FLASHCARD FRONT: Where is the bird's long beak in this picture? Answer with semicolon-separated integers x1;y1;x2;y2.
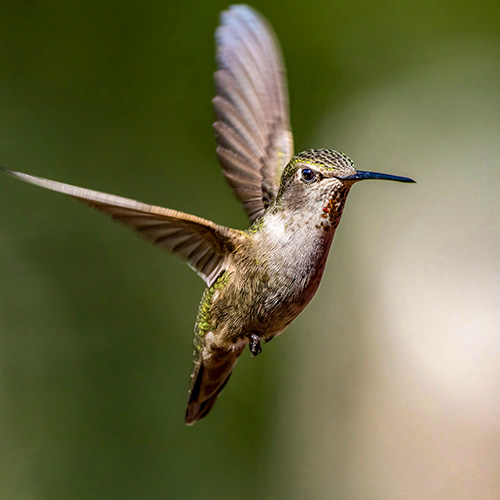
342;171;416;183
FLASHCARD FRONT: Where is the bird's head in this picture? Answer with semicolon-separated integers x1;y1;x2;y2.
275;149;415;231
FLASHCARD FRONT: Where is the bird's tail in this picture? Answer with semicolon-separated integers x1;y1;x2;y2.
185;346;243;425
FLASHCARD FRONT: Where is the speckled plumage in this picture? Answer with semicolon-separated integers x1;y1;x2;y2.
3;5;415;425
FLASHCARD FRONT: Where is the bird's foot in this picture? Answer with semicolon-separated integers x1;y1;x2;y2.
264;335;274;343
248;334;262;357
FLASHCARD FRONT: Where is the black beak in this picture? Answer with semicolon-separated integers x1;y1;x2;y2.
343;171;416;183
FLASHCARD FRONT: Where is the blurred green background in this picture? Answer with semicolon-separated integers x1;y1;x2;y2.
1;1;500;499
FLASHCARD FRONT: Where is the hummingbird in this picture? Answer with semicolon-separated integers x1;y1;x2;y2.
2;5;415;424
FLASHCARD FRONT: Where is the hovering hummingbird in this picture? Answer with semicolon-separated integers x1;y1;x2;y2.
3;5;415;424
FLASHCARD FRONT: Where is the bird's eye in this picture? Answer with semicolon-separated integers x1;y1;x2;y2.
300;167;316;183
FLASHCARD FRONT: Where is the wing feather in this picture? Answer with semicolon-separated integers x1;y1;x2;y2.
214;5;294;222
3;168;244;286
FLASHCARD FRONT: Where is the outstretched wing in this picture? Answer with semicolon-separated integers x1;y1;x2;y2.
214;5;294;223
3;168;243;286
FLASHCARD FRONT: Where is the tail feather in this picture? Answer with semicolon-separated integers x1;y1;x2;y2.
185;346;243;425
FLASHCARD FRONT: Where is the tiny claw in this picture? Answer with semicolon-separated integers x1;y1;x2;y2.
249;333;262;357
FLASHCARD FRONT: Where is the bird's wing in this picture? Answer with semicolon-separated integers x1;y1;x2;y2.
3;168;243;287
214;5;294;223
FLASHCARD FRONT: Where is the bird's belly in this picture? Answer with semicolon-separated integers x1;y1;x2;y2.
240;268;325;340
257;286;316;338
214;238;332;345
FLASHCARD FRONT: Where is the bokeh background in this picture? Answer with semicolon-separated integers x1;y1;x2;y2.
1;1;500;499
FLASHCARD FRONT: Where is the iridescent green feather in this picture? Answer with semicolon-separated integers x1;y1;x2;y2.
194;271;230;352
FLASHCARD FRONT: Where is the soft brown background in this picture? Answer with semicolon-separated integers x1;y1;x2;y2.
1;1;499;499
